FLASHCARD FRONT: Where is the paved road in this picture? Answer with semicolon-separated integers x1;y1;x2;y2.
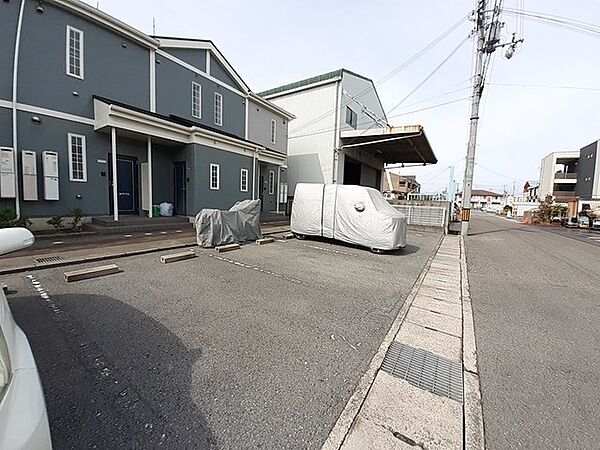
2;231;438;449
466;212;600;450
538;224;600;248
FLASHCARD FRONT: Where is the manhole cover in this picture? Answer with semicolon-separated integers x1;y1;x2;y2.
381;342;463;402
33;255;64;264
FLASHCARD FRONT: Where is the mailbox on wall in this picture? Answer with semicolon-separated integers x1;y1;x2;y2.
22;150;38;201
0;148;16;199
42;151;59;201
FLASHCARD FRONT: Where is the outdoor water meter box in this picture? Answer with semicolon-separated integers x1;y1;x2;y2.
42;151;59;201
22;150;38;201
0;147;16;199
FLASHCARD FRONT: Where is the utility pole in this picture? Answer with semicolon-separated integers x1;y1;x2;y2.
461;0;486;236
460;0;522;236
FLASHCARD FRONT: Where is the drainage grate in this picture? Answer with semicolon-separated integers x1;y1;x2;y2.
381;342;463;402
33;255;64;264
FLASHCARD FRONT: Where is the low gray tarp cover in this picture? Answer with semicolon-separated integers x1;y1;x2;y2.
291;183;407;250
195;199;262;247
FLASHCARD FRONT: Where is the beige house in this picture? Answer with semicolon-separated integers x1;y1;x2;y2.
383;171;421;200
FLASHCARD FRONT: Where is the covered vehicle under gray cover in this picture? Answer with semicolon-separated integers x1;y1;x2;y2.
291;183;407;250
195;199;262;247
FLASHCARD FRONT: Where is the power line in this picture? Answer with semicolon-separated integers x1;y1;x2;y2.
488;82;600;92
386;36;470;115
287;14;469;137
502;8;600;38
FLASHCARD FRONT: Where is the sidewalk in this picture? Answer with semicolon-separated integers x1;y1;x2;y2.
0;224;290;275
323;235;484;450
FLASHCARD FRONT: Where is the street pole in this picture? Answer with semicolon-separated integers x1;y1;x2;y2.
461;0;486;236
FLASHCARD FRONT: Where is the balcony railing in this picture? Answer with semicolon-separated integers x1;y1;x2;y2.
554;172;578;179
552;190;577;199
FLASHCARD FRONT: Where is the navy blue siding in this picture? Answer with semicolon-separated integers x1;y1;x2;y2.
155;57;246;139
165;48;207;71
17;1;150;117
0;1;20;101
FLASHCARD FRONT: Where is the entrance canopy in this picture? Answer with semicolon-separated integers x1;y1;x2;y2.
340;125;437;165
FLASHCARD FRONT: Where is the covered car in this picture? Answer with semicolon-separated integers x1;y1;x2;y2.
195;199;262;247
291;183;407;251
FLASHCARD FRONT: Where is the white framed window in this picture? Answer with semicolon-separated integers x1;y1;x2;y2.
68;133;87;182
66;25;84;79
240;168;248;192
210;163;220;190
270;119;277;144
268;170;275;195
191;82;202;119
214;92;223;126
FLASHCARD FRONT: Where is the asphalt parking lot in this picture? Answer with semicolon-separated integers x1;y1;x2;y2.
3;231;440;449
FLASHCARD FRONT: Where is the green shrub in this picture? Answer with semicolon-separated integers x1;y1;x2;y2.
47;216;64;230
0;209;31;229
69;207;85;230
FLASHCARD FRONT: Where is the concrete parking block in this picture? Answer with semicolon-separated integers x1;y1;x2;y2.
64;264;120;282
215;243;240;253
343;371;462;450
394;322;462;362
412;295;462;318
256;237;275;245
159;251;197;264
405;307;462;337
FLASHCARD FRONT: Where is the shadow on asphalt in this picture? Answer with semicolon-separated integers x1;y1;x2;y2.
468;227;536;236
8;293;216;449
293;235;424;256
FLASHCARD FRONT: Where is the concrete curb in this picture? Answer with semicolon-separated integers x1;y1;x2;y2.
321;233;444;450
460;236;486;450
0;227;291;275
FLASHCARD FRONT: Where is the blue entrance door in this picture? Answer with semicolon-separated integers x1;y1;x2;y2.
116;158;136;214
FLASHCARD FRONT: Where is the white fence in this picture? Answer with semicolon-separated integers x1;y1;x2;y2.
393;205;448;229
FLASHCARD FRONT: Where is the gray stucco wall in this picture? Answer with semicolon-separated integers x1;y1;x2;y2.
190;144;254;212
0;1;19;102
155;58;246;139
17;1;150;118
339;71;387;133
165;48;207;72
210;58;243;91
576;141;597;200
247;100;288;155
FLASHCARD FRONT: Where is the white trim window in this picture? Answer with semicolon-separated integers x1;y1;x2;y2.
191;82;202;119
66;25;84;79
210;163;220;190
268;170;275;195
68;133;87;182
240;168;248;192
270;119;277;144
214;92;223;126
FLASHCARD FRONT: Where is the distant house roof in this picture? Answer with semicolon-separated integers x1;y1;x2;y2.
257;68;374;98
457;189;502;197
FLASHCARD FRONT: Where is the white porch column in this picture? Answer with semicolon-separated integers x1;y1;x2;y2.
276;167;281;214
252;152;257;200
147;136;153;218
111;127;119;221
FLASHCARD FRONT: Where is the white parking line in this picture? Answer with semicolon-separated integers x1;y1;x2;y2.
124;234;132;238
52;241;63;245
144;232;153;236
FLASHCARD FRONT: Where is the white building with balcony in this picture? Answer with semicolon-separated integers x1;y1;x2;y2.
539;151;580;202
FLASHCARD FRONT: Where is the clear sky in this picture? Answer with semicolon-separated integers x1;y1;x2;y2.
85;0;600;195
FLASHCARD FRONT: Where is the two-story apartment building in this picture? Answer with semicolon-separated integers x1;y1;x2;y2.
382;172;421;200
1;0;294;225
258;69;436;198
576;139;600;204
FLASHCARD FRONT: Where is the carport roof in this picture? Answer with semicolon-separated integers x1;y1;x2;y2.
340;125;437;164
